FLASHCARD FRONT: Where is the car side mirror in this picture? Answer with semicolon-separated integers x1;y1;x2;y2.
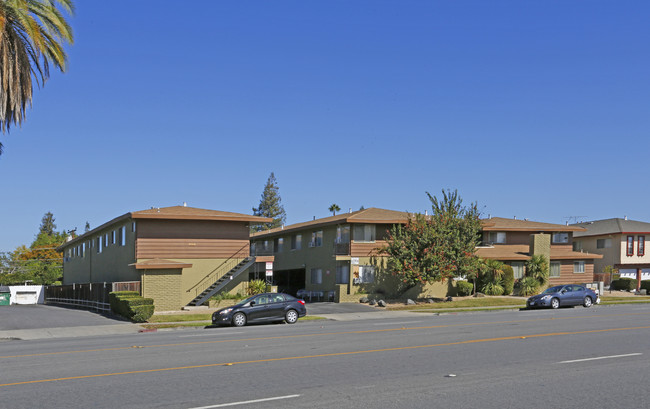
249;301;255;306
561;290;566;294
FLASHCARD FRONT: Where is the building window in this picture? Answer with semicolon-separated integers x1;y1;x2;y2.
573;261;585;273
596;238;612;249
336;225;350;244
132;221;136;232
488;232;506;244
120;227;126;246
353;224;376;242
552;232;569;244
358;266;375;283
111;230;116;244
310;231;323;247
639;236;645;257
82;242;85;258
627;236;634;256
310;268;322;284
274;238;283;253
550;262;561;278
511;262;524;279
291;234;302;250
573;241;582;251
104;234;109;247
336;263;350;284
97;237;102;253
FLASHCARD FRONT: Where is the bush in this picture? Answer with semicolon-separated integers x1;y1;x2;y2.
501;265;515;295
640;280;650;293
482;280;504;296
109;292;155;322
456;281;474;296
515;277;540;296
247;279;267;295
611;278;638;291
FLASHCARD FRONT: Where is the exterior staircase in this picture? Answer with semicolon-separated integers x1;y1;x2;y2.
186;257;256;307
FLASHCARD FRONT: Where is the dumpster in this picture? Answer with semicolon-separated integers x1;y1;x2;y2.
0;286;10;305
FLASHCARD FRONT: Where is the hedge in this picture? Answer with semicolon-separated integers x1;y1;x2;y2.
501;265;515;295
456;280;474;296
611;278;638;291
640;280;650;293
109;292;155;322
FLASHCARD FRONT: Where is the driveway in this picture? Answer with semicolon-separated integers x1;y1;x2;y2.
0;304;126;331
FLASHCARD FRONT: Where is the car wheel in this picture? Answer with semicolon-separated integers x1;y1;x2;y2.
551;298;560;309
583;296;593;308
285;309;299;324
232;312;247;327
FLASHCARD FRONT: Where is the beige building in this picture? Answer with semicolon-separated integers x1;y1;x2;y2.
476;217;602;285
573;218;650;289
251;208;456;302
58;205;272;311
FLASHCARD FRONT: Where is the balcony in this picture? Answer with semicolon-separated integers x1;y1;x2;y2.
334;241;350;256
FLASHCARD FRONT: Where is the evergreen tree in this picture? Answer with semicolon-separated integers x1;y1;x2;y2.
39;212;57;236
84;221;90;232
252;172;287;231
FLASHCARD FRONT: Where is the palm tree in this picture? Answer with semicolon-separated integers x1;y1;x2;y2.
0;0;74;154
328;203;341;216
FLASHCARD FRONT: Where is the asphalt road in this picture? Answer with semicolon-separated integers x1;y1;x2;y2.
1;304;649;408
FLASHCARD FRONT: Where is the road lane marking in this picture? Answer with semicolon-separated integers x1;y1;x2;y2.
3;311;650;360
188;394;300;408
372;321;423;326
178;332;244;338
2;325;650;388
558;353;643;364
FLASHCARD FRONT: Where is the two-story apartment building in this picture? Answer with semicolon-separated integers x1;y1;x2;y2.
573;218;650;289
251;207;456;302
58;205;272;311
476;217;602;285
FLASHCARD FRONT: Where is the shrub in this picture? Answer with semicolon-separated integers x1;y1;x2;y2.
109;292;155;322
501;265;515;295
515;277;540;296
247;279;267;295
611;278;638;291
456;280;474;296
526;255;549;286
640;280;650;293
482;280;504;296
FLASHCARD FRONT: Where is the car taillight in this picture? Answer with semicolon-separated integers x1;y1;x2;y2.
297;300;305;305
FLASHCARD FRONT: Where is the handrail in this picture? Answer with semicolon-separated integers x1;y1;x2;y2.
188;242;250;295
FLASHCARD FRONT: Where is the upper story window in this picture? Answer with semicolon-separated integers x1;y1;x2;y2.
119;227;126;246
596;238;612;249
573;241;582;251
97;237;103;254
353;224;376;242
291;234;302;250
627;236;634;256
310;231;323;247
552;232;569;244
274;238;283;253
488;232;506;244
111;230;116;244
638;236;645;257
132;221;136;232
336;225;350;244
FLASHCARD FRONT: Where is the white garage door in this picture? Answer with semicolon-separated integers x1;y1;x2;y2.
15;291;38;304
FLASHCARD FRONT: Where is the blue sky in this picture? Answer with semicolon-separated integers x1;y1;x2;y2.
1;1;648;252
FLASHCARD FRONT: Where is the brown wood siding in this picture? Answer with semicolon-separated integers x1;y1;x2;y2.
548;260;595;285
136;238;249;259
137;220;249;240
351;240;388;257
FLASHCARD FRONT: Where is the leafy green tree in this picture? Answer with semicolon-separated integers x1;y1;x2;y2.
328;204;341;216
252;172;287;231
0;0;74;154
382;190;482;287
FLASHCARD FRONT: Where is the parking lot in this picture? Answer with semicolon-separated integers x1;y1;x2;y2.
0;304;126;331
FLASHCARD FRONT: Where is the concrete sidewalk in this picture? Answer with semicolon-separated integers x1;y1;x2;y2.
0;323;144;341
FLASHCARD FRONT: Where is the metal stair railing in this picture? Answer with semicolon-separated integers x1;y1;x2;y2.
188;257;256;306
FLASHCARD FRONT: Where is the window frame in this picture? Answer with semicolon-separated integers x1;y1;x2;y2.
638;236;645;257
550;261;561;278
627;236;634;256
573;260;585;274
552;232;569;244
488;231;506;244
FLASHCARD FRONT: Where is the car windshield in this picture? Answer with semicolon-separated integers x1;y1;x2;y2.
542;286;564;294
241;295;260;305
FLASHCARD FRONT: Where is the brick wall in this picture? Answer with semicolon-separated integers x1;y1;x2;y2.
142;269;182;311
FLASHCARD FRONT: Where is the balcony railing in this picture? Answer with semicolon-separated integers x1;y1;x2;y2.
334;241;350;256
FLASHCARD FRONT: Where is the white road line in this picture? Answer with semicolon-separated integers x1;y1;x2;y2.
558;353;642;364
189;394;300;408
178;332;244;338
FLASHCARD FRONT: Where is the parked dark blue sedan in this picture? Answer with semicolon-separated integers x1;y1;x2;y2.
212;293;307;327
527;285;599;309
